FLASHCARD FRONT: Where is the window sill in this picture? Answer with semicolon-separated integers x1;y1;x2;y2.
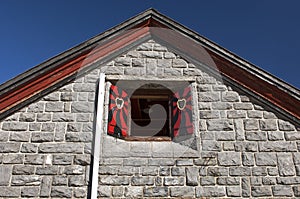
124;136;171;142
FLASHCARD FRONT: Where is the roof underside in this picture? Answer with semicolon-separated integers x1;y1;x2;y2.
0;9;299;124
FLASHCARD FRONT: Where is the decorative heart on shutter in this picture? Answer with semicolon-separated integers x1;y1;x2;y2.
177;98;186;110
116;97;124;109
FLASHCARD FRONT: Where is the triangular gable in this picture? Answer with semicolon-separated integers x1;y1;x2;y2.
0;9;299;124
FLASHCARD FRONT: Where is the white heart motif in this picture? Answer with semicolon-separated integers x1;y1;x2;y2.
177;98;186;110
116;97;124;109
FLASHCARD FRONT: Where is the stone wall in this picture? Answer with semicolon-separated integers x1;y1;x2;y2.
0;40;300;198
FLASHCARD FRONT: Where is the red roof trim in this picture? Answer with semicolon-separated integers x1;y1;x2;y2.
0;26;150;113
0;9;299;122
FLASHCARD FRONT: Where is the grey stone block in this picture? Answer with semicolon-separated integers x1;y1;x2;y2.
65;132;92;142
198;92;220;102
251;186;272;197
69;175;85;187
242;152;254;166
242;177;250;197
112;187;123;197
216;131;235;141
170;187;194;197
45;102;63;112
2;122;28;131
255;152;277;166
64;165;84;175
31;132;54;142
229;167;251;176
52;113;74;122
226;186;241;197
171;167;185;176
268;131;284;141
186;167;198;186
21;143;37;153
144;187;168;197
272;185;293;196
19;113;36;122
0;142;21;153
285;132;300;141
71;102;94;113
234;102;253;110
11;175;41;186
51;186;72;198
0;166;12;186
25;154;44;165
73;188;86;198
99;175;129;185
227;110;246;118
222;91;239;102
293;186;300;197
259;119;277;131
196;186;225;197
140;167;158;176
267;167;279;176
52;176;68;186
27;102;44;113
159;167;170;176
245;131;267;141
277;153;296;176
259;141;297;152
29;123;41;131
41;123;55;132
252;167;267;176
117;166;138;176
176;159;193;166
39;143;83;153
74;154;90;166
0;187;20;197
200;110;220;119
202;141;221;151
218;152;241;166
164;51;176;59
67;123;81;132
194;158;217;166
207;119;233;131
247;110;263;118
245;119;259;131
124;187;142;197
200;177;215;186
36;166;58;175
212;102;232;110
53;154;73;165
262;177;276;185
3;154;24;164
13;165;34;175
163;177;184;186
277;177;300;185
278;120;295;131
216;177;239;185
0;132;9;142
21;187;39;197
207;167;228;176
250;176;262;186
123;158;147;166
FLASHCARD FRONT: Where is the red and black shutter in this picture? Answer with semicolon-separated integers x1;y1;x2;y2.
107;84;129;139
171;86;194;141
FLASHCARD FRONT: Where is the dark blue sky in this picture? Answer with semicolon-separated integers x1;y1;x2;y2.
0;0;299;88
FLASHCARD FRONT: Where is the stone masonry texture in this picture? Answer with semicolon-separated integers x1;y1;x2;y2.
0;40;300;198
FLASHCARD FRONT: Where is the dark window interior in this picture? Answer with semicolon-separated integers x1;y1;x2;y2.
130;87;173;137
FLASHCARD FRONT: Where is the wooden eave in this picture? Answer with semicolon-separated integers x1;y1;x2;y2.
0;9;299;123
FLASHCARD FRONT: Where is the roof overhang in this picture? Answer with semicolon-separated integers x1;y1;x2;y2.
0;9;299;124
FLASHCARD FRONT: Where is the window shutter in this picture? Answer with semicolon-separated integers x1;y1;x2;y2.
171;86;194;141
107;84;129;139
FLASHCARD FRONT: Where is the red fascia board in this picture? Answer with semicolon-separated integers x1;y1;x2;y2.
0;26;150;114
